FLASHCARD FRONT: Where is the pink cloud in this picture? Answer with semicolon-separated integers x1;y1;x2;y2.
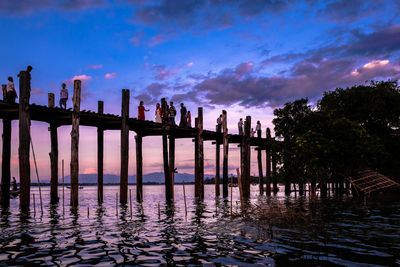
105;73;119;79
187;62;194;67
148;34;165;47
72;74;92;82
152;64;181;80
32;88;46;95
88;64;103;69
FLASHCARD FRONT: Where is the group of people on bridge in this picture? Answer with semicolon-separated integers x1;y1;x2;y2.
138;99;192;127
237;118;262;137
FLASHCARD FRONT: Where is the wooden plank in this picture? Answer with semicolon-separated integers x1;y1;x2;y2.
195;107;204;200
97;101;104;203
120;89;129;204
18;70;31;211
70;80;81;206
136;135;143;202
1;119;11;207
215;125;221;197
168;135;175;201
163;133;171;201
222;110;229;198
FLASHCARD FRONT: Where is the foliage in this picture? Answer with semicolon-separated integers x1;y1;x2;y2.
272;81;400;184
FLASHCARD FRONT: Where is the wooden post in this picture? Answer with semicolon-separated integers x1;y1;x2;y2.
48;94;58;204
1;84;6;100
70;80;81;206
18;70;31;211
97;101;104;203
162;134;171;201
1;119;11;207
266;128;271;196
120;89;129;204
257;147;263;195
168;136;175;201
272;150;278;195
136;135;143;202
240;116;251;199
222;110;229;198
62;159;65;215
48;93;55;108
195;107;204;200
215;125;221;196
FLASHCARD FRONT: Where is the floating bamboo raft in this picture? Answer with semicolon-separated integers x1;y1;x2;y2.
346;169;400;195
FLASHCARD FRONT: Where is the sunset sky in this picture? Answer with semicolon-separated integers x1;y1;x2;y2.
1;0;400;181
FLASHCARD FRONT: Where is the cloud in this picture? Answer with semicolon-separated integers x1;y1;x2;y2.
83;167;96;174
104;73;119;79
152;64;181;80
88;64;103;69
0;0;108;14
72;74;92;81
159;57;400;108
32;88;46;95
187;62;194;67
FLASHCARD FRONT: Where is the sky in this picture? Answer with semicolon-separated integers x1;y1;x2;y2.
0;0;400;181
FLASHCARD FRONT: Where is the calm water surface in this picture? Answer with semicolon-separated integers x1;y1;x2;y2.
0;185;399;266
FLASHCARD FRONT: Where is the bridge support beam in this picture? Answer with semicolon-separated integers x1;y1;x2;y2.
215;125;221;197
19;70;31;212
194;107;204;200
1;119;11;207
240;116;251;199
120;89;129;204
222;110;229;198
163;133;171;202
48;93;59;204
97;101;104;203
136;134;143;202
265;128;271;196
70;80;81;206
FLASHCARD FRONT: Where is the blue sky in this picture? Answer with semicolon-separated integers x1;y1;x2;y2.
1;0;400;179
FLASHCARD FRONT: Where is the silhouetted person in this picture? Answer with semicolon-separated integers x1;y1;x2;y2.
179;103;187;127
169;101;176;125
6;77;17;103
217;114;222;131
59;83;68;109
250;128;255;137
238;118;243;135
138;101;149;120
155;103;162;123
187;111;192;128
12;177;17;191
161;98;169;125
256;120;261;138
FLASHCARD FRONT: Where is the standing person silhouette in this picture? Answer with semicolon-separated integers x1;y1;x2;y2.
179;103;187;127
238;118;243;135
138;101;149;120
6;77;17;103
59;83;68;109
155;103;162;123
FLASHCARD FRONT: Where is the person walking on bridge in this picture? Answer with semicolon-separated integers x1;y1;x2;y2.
59;83;68;109
169;101;177;125
238;118;243;135
138;101;150;120
256;120;262;138
6;77;17;103
179;103;187;127
217;115;222;131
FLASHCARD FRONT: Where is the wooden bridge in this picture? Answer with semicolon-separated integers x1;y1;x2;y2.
0;70;279;210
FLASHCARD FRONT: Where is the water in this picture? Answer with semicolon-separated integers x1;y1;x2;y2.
0;185;399;266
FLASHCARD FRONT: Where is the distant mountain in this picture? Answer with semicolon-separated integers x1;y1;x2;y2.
60;172;213;184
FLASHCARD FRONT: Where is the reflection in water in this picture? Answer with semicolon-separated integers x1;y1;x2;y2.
0;185;398;266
